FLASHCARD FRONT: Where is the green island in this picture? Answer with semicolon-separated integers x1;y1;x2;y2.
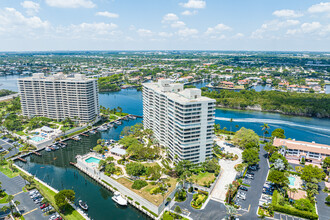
202;89;330;118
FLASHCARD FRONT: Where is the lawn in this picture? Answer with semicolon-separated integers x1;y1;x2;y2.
0;193;9;203
191;172;216;186
0;163;19;178
16;131;27;136
116;177;177;206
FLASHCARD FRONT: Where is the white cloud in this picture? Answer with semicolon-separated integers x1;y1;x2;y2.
0;7;49;35
171;21;186;28
181;0;206;9
308;2;330;14
137;28;153;37
21;1;40;16
162;13;179;22
158;32;173;37
45;0;95;8
205;23;232;35
301;22;322;33
181;10;197;16
233;33;244;39
273;9;303;18
69;22;117;34
251;19;300;39
96;11;119;18
177;28;198;37
286;22;323;36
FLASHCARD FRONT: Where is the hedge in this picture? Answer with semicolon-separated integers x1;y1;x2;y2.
101;180;118;191
127;197;133;201
142;206;158;217
272;190;318;220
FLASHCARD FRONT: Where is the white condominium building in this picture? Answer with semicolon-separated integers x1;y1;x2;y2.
143;79;216;163
18;73;100;123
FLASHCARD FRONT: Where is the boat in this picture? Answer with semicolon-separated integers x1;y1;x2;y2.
89;130;97;134
78;200;88;211
112;192;127;206
108;123;114;128
109;139;116;144
115;121;122;125
97;126;107;131
45;147;52;152
74;136;81;141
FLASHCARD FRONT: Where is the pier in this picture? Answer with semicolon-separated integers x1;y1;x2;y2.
32;151;41;156
17;157;27;162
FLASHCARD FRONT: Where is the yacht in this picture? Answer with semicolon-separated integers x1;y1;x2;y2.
45;147;52;152
78;200;88;211
112;192;127;206
97;126;107;131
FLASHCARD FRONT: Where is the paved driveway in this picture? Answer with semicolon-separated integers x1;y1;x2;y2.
316;182;330;220
211;139;243;202
170;192;237;219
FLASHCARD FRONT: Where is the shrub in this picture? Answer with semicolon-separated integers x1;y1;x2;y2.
188;186;193;193
175;189;187;202
174;206;182;214
142;206;158;217
135;201;140;205
132;180;148;190
127;197;133;201
150;186;161;195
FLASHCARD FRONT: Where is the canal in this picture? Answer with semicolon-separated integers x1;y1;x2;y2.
2;75;330;219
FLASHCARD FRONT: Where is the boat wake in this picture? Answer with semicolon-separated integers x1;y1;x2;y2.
215;117;330;134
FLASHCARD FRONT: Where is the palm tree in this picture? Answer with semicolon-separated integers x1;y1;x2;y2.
225;205;237;220
288;187;298;199
261;123;270;140
225;184;234;203
229;118;233;133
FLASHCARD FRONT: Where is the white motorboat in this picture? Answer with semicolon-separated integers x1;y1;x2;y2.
79;200;88;211
112;192;127;206
45;147;52;152
97;126;107;131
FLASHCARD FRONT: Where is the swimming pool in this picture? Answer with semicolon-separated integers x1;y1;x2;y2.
31;136;45;142
289;176;296;186
85;157;101;164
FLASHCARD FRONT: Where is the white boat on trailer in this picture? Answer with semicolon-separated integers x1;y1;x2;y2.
112;192;127;206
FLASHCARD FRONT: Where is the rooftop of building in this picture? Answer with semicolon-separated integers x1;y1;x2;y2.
143;79;215;104
273;138;330;155
18;73;96;82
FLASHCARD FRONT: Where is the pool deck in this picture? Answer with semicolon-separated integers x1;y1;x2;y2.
288;175;302;189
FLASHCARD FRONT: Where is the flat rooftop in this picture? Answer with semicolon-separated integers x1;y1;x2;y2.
18;73;96;83
143;80;215;104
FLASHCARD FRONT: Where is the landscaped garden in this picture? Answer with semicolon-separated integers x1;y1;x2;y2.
191;190;209;209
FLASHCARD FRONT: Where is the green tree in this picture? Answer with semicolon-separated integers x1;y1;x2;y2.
263;143;277;157
232;127;259;149
126;162;146;177
293;198;314;212
271;128;286;139
301;165;326;183
174;205;182;214
261;123;270;140
242;148;259;166
322;156;330;170
54;189;75;213
268;170;289;187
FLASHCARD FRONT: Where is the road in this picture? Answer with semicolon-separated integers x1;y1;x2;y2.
0;93;19;102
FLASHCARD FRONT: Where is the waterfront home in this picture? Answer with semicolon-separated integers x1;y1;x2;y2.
274;138;330;165
220;81;234;88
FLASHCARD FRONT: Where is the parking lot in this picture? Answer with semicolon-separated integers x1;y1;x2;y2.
0;138;20;158
273;212;306;220
235;145;270;219
0;172;53;220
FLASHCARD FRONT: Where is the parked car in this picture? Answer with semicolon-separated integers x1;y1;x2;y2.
239;186;248;191
40;203;49;209
245;174;254;180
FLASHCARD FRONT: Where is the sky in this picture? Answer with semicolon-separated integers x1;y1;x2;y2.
0;0;329;51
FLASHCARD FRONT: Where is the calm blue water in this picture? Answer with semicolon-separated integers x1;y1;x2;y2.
251;85;273;91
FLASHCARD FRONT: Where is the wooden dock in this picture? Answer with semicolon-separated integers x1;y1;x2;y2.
81;133;89;137
32;151;41;156
17;157;27;162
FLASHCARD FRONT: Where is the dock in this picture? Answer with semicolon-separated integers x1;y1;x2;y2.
32;151;41;156
17;157;27;163
81;133;89;137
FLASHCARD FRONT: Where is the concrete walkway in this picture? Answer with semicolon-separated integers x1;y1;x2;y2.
210;139;242;202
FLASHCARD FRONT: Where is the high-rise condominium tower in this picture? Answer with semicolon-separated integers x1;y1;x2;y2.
18;73;99;123
143;79;215;163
